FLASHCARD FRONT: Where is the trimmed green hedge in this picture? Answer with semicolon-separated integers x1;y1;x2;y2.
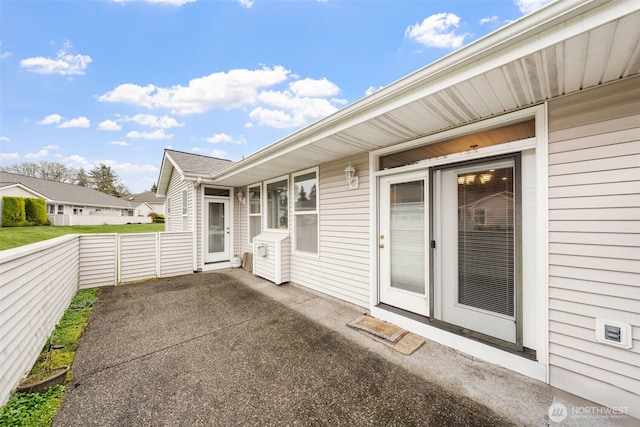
2;196;50;227
2;196;26;227
25;198;49;226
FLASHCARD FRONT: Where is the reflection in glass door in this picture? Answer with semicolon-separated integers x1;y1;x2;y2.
435;158;519;344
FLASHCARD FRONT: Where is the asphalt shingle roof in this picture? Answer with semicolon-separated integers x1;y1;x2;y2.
123;191;164;205
0;171;133;209
165;149;233;176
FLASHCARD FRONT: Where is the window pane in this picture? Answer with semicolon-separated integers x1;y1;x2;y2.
249;215;261;242
182;190;188;214
380;119;534;170
208;202;225;253
266;179;288;229
390;181;425;294
204;188;230;197
458;166;514;316
295;214;318;253
294;171;317;211
249;186;261;214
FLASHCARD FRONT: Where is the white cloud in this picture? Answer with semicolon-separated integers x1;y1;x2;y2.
58;116;90;128
111;140;131;146
405;13;468;49
0;136;10;142
20;41;92;76
0;152;19;160
365;86;383;96
98;119;122;131
39;114;63;125
99;160;158;174
44;144;59;150
126;113;183;128
238;0;253;8
206;133;247;145
206;133;233;144
98;65;291;114
289;77;339;97
1;51;11;60
480;16;498;25
251;89;341;128
25;149;50;159
515;0;554;14
63;154;93;170
126;129;173;140
249;107;292;129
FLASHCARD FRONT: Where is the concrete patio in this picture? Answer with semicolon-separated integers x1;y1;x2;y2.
53;269;636;426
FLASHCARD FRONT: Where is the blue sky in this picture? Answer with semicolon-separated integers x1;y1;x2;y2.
0;0;553;193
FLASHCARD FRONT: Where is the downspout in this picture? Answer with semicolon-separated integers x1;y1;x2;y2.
193;177;201;272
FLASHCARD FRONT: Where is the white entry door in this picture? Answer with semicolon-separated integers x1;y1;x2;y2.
205;199;230;263
378;172;429;316
434;158;518;343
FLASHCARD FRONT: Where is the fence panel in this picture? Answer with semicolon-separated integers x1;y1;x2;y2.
79;235;117;288
0;236;79;406
119;233;158;284
159;232;193;277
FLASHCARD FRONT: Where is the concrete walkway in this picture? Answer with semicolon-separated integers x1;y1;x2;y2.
54;270;635;426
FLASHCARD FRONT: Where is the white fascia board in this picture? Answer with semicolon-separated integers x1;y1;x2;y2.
156;152;184;197
212;0;637;183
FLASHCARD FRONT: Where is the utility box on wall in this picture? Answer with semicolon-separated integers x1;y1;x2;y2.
253;233;290;285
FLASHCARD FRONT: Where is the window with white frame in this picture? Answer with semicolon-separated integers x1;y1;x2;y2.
265;177;288;230
57;204;64;215
293;169;318;254
248;184;261;243
182;189;188;215
181;189;188;231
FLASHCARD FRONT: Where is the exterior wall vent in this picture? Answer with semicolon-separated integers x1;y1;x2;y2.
595;319;632;349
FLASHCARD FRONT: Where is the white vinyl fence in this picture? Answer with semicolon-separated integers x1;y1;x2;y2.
0;231;193;406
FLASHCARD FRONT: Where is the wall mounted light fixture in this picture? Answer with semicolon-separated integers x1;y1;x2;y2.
345;162;359;190
237;191;246;204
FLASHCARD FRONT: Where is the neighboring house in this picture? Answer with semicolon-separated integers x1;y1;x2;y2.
0;172;149;226
123;191;165;217
156;1;640;418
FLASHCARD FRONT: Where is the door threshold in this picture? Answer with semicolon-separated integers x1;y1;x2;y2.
375;303;536;361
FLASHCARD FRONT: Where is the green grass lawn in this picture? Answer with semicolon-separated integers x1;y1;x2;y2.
0;223;165;251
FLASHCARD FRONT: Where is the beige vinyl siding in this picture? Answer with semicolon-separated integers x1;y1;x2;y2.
290;154;370;307
0;236;79;406
79;234;117;288
165;168;192;232
119;233;157;283
547;76;640;414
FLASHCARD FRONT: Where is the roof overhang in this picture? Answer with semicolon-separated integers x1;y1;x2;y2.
210;0;640;187
0;183;50;200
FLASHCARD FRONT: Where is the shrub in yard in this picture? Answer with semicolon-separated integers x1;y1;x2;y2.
1;196;26;227
24;198;49;226
150;212;165;223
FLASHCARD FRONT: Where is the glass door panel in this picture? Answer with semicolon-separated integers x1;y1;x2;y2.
379;172;429;316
